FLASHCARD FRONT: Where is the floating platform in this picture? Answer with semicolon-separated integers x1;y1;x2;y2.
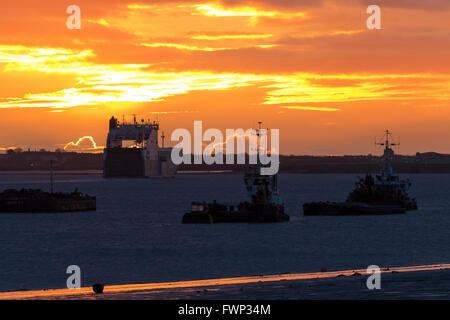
303;202;406;216
0;189;96;213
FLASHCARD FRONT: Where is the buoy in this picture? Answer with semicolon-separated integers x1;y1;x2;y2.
93;283;104;294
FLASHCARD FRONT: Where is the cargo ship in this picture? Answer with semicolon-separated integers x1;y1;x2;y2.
104;115;177;178
303;130;418;216
182;123;289;223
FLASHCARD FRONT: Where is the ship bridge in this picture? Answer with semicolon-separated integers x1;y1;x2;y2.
107;116;159;148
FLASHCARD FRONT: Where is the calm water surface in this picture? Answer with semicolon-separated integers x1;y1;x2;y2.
0;172;449;291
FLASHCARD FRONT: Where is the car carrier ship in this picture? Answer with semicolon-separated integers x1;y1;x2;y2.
103;115;177;178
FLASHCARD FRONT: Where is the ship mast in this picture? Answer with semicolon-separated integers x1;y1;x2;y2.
376;130;398;179
257;121;262;156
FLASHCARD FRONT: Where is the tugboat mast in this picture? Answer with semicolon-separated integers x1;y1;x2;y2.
375;130;399;183
378;130;398;149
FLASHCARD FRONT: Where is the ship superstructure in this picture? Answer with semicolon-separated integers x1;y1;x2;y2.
373;130;410;190
103;116;177;178
243;122;283;206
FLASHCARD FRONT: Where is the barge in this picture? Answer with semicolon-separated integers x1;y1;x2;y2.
0;188;96;213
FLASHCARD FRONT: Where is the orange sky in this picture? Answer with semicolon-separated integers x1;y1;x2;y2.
0;0;449;155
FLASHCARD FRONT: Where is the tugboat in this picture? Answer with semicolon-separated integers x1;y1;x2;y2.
182;123;289;223
0;160;96;213
303;130;418;216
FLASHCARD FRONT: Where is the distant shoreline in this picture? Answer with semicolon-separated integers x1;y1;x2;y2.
1;171;450;175
1;151;450;173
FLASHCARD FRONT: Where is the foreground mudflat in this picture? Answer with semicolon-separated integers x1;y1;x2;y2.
1;264;449;300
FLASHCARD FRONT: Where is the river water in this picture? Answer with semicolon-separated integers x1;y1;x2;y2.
0;172;449;291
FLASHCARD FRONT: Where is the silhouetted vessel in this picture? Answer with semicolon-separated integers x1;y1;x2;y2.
183;123;289;223
0;188;96;213
0;160;96;213
303;130;418;216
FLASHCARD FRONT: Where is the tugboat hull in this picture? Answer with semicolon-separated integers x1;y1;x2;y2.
303;202;406;216
183;204;289;223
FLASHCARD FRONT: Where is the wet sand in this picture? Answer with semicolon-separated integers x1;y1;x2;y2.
1;264;449;300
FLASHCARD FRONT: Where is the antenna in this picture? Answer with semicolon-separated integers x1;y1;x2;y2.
385;129;390;148
257;121;262;154
374;136;377;154
376;129;397;150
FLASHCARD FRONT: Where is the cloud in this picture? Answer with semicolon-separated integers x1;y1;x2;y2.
140;42;276;51
184;2;307;18
280;106;340;112
63;136;103;152
358;0;450;10
189;33;274;40
131;0;329;10
1;44;449;112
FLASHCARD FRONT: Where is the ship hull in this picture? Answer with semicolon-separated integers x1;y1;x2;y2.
303;202;406;216
103;148;144;178
103;147;177;178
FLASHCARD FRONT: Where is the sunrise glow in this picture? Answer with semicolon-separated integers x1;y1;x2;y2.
0;1;449;155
